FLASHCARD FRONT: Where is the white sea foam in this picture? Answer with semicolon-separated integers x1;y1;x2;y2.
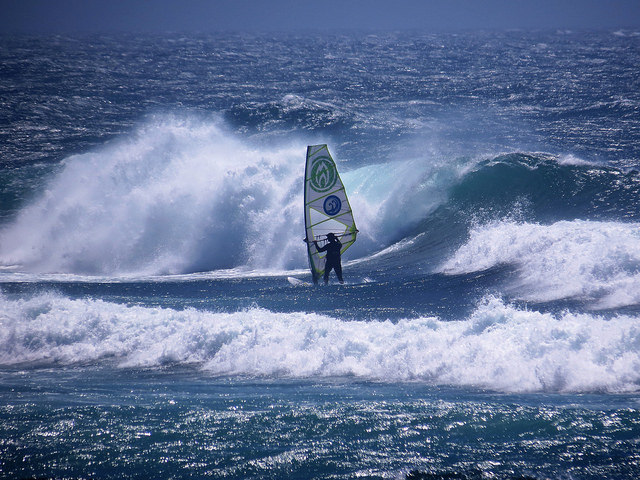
439;219;640;309
557;153;594;166
1;292;638;393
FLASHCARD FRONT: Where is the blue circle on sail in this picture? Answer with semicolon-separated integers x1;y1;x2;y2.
323;195;342;216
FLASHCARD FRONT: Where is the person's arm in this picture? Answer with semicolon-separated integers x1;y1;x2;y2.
314;241;327;252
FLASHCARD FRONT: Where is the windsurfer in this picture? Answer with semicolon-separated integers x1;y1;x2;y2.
314;233;343;284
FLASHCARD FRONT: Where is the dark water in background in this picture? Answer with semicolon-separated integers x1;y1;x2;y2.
1;30;640;479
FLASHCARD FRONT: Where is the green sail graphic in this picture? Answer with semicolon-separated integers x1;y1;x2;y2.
304;145;358;283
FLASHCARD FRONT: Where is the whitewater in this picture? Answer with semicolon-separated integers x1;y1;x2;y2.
2;292;639;393
1;30;640;479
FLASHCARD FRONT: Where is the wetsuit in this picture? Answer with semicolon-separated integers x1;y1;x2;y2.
315;237;343;284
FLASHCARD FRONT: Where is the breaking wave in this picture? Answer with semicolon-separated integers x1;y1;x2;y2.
439;219;640;309
2;115;639;289
1;292;639;393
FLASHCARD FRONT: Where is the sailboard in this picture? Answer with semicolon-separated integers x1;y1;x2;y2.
304;144;358;284
287;276;312;287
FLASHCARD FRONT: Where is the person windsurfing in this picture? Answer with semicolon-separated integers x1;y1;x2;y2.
314;233;344;284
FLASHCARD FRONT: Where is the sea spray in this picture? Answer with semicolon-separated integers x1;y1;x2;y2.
0;118;307;275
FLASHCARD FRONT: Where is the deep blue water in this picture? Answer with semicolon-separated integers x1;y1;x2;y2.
1;30;640;479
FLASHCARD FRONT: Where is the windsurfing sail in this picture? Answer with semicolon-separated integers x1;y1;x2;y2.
304;144;358;284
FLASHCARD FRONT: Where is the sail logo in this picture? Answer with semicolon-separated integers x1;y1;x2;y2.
310;156;337;192
323;195;342;216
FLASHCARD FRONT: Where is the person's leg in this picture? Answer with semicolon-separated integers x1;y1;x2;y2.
323;264;331;284
335;262;344;283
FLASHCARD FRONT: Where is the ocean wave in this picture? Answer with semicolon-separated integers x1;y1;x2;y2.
364;153;640;277
1;292;639;393
224;94;355;134
439;219;640;309
448;153;640;224
2;118;639;280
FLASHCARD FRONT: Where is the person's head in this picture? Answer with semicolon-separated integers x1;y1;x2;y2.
327;233;336;241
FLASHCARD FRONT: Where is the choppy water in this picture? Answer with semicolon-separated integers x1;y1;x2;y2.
1;30;640;479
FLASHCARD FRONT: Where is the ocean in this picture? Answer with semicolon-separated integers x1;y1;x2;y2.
1;29;640;479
